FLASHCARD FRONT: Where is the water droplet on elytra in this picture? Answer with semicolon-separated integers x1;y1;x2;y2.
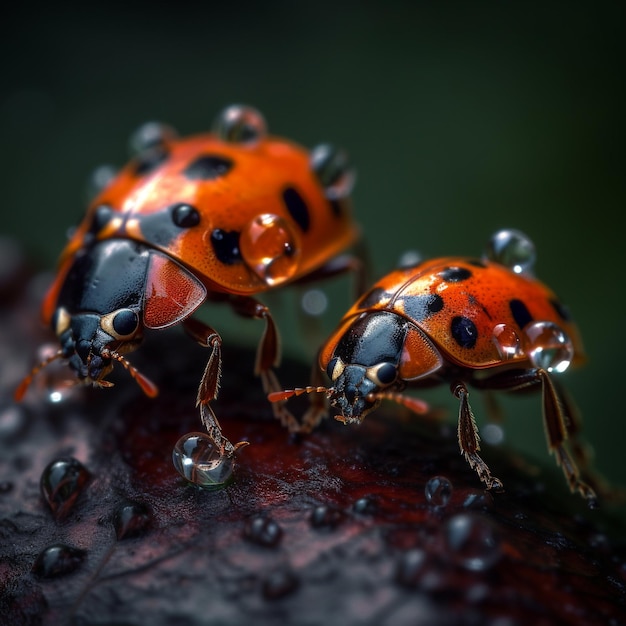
492;323;523;360
444;513;502;572
244;515;282;547
483;228;536;274
395;548;427;588
40;457;90;519
425;476;453;507
32;544;86;578
524;321;574;373
310;504;344;529
261;566;300;600
172;432;234;488
114;501;152;540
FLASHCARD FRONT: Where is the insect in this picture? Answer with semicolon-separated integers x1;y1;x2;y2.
270;230;599;505
16;104;362;455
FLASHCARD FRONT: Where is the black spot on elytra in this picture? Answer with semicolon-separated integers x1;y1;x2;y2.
282;187;310;232
509;298;533;329
451;316;477;349
550;298;572;322
211;229;242;264
401;293;444;321
133;146;169;176
440;266;472;282
184;154;233;180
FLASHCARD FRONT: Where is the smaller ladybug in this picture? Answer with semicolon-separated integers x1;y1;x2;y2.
270;230;599;505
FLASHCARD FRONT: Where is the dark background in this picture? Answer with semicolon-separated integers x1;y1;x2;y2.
2;2;625;488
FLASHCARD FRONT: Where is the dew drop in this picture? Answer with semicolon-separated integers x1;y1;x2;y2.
239;213;300;286
484;229;536;274
244;515;283;547
128;120;178;155
172;432;234;488
32;544;86;578
444;513;502;572
353;496;376;515
40;457;90;519
213;104;267;144
524;321;574;373
397;249;423;269
261;566;300;600
114;501;152;540
395;548;427;588
492;323;523;360
310;144;355;200
310;504;344;529
301;289;328;317
424;476;453;507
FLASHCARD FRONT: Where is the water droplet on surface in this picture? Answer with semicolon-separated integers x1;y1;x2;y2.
244;515;283;547
40;457;90;519
492;323;523;360
32;544;86;578
261;566;300;600
213;104;267;144
239;214;300;286
353;496;376;515
172;432;234;488
484;229;536;274
395;548;427;588
524;321;574;372
301;289;328;317
444;513;502;572
310;504;344;529
424;476;453;507
114;501;152;540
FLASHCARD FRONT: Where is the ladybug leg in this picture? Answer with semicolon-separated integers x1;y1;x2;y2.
452;382;504;492
182;317;242;457
229;295;301;433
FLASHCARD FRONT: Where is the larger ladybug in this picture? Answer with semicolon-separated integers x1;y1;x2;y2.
16;105;362;455
270;230;599;505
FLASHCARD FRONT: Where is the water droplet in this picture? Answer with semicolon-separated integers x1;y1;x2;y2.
484;229;536;274
114;501;152;540
301;289;328;317
261;566;300;600
239;213;300;286
492;323;523;360
172;432;234;488
213;104;267;144
309;144;355;200
524;321;574;373
395;548;427;588
424;476;453;507
397;249;423;269
481;423;504;446
353;496;376;515
244;515;283;547
444;513;501;571
32;544;86;578
128;120;178;155
40;457;90;519
310;504;344;529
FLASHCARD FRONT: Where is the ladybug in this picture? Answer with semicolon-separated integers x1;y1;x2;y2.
16;104;362;455
270;230;599;505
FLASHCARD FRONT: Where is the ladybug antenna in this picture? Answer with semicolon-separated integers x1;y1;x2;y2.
14;349;65;402
366;391;429;415
268;386;333;403
102;349;159;398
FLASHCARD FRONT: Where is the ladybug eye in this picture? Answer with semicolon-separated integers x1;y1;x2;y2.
326;357;345;381
128;121;179;156
171;203;201;228
310;144;355;201
366;362;397;387
101;308;140;340
213;104;267;144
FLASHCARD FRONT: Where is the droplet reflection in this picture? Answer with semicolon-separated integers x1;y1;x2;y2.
172;432;234;488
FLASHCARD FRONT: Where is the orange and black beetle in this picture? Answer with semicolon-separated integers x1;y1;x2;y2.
271;230;599;505
17;105;362;455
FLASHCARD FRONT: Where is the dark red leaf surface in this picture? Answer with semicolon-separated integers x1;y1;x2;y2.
1;241;626;626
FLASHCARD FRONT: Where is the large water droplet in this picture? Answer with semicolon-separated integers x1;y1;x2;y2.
172;432;234;488
244;515;283;547
484;229;536;274
524;321;574;373
492;323;523;360
40;457;90;519
444;513;501;571
239;213;300;286
424;476;453;507
114;501;152;540
32;544;86;578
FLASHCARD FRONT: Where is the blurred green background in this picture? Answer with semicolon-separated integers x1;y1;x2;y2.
3;2;625;490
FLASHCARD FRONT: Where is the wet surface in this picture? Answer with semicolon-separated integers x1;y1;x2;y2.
1;245;626;626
